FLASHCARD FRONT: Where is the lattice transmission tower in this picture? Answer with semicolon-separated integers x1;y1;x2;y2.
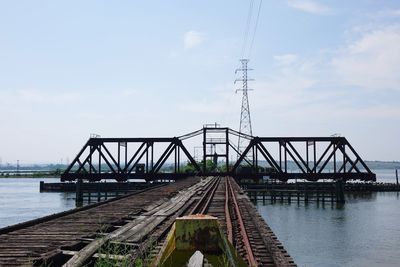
235;58;254;154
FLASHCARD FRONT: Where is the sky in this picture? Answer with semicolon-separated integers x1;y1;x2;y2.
0;0;399;164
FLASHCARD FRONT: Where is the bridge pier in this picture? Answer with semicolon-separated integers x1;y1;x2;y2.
336;179;345;203
76;178;83;206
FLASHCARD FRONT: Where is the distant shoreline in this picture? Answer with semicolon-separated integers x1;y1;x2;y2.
0;175;60;179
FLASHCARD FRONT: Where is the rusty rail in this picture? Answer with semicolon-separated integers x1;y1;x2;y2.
227;177;258;266
189;177;220;215
225;177;233;243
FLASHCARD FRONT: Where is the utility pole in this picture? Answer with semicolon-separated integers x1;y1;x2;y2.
235;59;254;155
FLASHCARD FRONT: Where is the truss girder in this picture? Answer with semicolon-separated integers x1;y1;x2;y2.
61;128;375;182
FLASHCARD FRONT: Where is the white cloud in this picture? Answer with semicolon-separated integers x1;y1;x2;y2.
352;106;400;119
332;25;400;90
14;89;81;104
287;0;330;15
183;30;205;49
273;54;298;65
376;9;400;18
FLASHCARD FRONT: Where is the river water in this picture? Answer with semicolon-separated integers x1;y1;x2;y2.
257;192;400;267
0;178;76;228
0;170;399;266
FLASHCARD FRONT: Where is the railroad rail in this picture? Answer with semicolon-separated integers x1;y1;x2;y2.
192;177;296;267
0;177;296;266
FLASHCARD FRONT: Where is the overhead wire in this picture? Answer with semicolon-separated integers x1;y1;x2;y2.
240;0;255;60
234;0;255;82
247;0;263;59
235;0;263;73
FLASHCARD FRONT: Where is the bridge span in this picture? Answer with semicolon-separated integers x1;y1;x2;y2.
0;177;295;267
62;126;375;182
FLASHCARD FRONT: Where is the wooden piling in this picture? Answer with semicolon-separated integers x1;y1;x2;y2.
336;180;345;203
76;179;83;207
97;183;101;201
304;184;308;203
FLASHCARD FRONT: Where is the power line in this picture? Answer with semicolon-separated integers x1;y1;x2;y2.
247;0;263;59
240;0;255;60
238;0;263;61
234;0;263;79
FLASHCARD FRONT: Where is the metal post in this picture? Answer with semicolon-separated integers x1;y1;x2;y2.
226;129;229;172
203;128;207;173
343;145;346;173
117;143;120;173
279;143;282;170
255;145;258;173
125;143;128;171
396;169;399;186
151;142;154;170
174;146;177;173
313;141;316;173
146;142;149;173
306;142;309;172
177;146;180;173
284;142;287;173
98;145;101;174
333;142;336;173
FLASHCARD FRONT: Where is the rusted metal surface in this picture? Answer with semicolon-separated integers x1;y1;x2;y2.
228;177;258;267
225;179;233;243
189;177;220;215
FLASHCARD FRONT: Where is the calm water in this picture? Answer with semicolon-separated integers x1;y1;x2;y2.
0;169;399;266
257;192;400;267
255;169;400;267
0;178;76;228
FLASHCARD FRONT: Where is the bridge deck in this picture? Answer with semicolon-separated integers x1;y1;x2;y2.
0;177;296;267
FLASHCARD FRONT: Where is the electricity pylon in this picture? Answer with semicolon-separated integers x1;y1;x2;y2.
235;59;254;157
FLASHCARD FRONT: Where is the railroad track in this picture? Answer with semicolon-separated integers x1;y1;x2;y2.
193;177;297;267
0;176;296;266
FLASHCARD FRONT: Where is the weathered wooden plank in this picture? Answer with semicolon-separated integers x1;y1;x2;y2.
0;178;202;266
62;177;212;267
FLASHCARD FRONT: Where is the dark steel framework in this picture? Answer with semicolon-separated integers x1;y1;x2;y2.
61;127;376;182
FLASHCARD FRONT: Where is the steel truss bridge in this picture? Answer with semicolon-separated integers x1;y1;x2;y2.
61;126;376;182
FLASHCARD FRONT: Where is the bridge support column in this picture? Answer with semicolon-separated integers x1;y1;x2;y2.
335;179;345;203
76;178;83;207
